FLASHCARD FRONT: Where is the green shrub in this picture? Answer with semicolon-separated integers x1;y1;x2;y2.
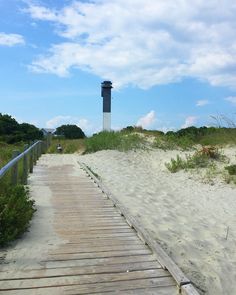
0;184;36;246
225;164;236;175
165;155;186;172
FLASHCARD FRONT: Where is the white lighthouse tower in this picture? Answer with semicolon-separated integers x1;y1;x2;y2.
101;81;112;131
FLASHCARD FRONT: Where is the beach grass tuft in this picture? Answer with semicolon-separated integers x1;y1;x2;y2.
165;146;226;173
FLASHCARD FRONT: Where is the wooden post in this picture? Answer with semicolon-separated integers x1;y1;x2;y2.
29;146;34;173
23;144;29;185
41;141;45;154
33;144;37;165
48;133;52;147
11;150;20;185
39;141;42;157
36;144;38;161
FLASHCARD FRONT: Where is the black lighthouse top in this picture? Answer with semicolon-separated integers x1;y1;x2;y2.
101;81;112;113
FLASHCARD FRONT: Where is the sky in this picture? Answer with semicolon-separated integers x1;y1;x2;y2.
0;0;236;135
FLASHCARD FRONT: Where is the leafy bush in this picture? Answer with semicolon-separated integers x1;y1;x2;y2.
85;131;145;153
0;185;36;246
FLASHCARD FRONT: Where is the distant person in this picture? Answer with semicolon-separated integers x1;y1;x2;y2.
57;143;63;153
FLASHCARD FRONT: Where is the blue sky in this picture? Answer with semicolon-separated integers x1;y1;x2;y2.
0;0;236;135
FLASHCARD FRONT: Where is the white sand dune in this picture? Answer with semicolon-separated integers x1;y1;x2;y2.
80;148;236;295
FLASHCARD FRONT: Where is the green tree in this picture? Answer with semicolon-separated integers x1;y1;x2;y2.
19;123;43;141
56;124;86;139
0;113;43;143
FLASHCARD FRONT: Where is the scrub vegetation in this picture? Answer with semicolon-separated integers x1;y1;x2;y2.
165;146;226;173
0;184;36;246
0;113;43;247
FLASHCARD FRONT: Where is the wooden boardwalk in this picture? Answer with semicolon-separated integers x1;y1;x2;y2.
0;155;198;294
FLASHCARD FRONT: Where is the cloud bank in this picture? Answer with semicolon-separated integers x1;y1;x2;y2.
196;100;209;107
46;115;92;134
26;0;236;89
136;110;156;129
182;116;198;129
225;96;236;105
0;32;25;46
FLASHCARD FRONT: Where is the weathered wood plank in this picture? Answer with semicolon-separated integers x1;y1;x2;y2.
0;261;161;280
65;276;176;294
0;269;171;290
44;254;158;269
49;243;146;255
45;249;152;262
0;278;176;295
181;284;200;295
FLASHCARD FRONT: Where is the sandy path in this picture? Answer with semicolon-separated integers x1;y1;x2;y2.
80;149;236;295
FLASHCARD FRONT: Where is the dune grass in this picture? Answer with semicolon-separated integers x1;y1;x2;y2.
45;127;236;155
84;131;146;153
47;138;85;154
0;141;25;168
165;147;226;173
153;127;236;150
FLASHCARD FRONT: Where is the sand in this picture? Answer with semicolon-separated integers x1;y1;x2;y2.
80;148;236;295
1;150;235;294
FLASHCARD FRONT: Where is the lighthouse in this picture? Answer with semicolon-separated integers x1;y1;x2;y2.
101;81;112;131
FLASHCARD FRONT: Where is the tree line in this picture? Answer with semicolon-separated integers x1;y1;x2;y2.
0;113;86;144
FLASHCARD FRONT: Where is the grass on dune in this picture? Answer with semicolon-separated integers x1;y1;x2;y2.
84;131;146;153
45;127;236;155
153;127;236;150
47;138;85;154
0;141;25;168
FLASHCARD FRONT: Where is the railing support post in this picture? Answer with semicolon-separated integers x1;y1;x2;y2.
33;144;37;165
11;150;20;185
23;144;29;185
30;147;34;173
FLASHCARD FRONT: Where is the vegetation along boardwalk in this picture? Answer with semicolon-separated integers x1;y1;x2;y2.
0;155;199;294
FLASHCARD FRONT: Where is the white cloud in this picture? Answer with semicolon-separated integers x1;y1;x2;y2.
26;0;236;89
136;110;156;129
196;100;209;107
181;116;198;128
0;32;25;47
225;96;236;105
46;115;93;134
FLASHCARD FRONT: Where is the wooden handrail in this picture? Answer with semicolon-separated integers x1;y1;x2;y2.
0;140;44;184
